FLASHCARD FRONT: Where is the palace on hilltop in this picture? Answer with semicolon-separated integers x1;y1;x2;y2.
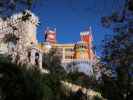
0;11;100;78
37;27;98;76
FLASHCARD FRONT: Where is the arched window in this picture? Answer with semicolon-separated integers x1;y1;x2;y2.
28;51;31;62
35;52;39;66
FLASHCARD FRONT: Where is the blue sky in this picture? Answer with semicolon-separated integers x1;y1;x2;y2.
32;0;125;55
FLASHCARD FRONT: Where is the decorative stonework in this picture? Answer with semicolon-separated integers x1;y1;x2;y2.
0;10;39;66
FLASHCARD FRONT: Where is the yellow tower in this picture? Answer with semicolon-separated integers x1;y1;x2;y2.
74;41;90;59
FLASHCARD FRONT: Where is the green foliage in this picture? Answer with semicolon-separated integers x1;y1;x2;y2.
93;95;104;100
42;48;66;79
27;0;33;6
128;0;133;11
101;0;133;100
0;55;68;100
0;0;40;17
66;72;97;89
0;56;44;100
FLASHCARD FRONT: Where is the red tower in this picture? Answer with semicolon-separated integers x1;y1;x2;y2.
80;30;92;44
44;27;56;44
80;27;95;60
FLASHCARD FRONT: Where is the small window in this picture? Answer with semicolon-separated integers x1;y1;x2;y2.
28;52;31;61
35;52;39;66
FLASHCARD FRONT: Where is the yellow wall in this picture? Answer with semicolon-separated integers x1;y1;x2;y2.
74;44;90;59
37;42;95;63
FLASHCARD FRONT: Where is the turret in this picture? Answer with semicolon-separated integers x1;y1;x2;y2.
80;28;95;61
44;27;56;44
74;41;90;59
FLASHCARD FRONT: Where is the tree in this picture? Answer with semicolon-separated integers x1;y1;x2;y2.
101;0;133;100
0;54;67;100
0;0;40;17
0;55;45;100
66;72;97;89
42;48;66;79
42;48;69;100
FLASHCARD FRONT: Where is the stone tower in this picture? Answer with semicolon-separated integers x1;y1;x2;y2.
0;10;39;65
